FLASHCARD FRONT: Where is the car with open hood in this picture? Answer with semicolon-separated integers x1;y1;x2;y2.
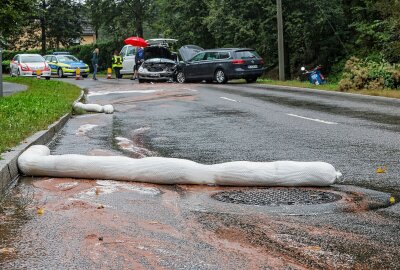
10;54;51;80
137;38;178;83
44;52;89;78
176;46;265;84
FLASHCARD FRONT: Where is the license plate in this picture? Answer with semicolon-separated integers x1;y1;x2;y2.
248;65;258;69
150;73;160;77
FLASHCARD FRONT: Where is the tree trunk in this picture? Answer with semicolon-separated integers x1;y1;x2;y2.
40;0;47;55
134;0;143;37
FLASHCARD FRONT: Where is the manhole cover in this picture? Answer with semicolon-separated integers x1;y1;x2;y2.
212;188;342;206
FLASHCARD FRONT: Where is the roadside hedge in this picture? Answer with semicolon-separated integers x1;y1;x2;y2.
1;40;125;72
339;57;400;91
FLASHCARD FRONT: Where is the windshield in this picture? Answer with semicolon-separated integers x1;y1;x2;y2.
235;50;260;59
20;55;44;63
58;55;79;62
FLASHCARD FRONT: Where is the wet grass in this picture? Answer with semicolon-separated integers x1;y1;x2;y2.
0;77;81;155
256;79;400;99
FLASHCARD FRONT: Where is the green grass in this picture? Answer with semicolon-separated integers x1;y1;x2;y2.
0;77;81;155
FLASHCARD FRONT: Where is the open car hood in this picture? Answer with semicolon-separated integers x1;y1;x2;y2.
147;38;177;46
179;45;204;62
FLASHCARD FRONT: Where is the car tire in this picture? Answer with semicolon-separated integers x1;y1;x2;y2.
82;75;88;78
176;71;186;83
245;77;257;83
138;79;145;83
45;77;51;80
17;69;21;77
57;68;64;78
214;69;227;84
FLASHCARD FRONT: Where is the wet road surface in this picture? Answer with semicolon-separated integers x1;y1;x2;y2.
1;78;399;269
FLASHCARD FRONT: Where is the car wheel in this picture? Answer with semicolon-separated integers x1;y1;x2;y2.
214;69;227;84
138;79;145;83
57;68;64;78
45;77;51;80
245;77;257;83
176;71;186;83
82;75;88;78
17;69;21;77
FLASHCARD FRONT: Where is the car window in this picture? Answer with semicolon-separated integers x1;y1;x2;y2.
20;55;44;63
12;55;18;62
204;52;218;61
217;52;230;59
120;46;127;56
235;50;260;59
126;46;136;56
190;52;206;62
51;56;57;62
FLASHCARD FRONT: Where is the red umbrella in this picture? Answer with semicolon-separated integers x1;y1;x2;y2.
124;37;148;47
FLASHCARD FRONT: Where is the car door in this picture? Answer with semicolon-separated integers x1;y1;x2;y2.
121;45;136;74
185;52;206;79
201;51;219;79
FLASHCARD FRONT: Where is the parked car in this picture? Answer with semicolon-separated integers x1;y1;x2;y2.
10;54;51;80
44;52;90;78
119;45;137;77
138;38;179;83
175;46;265;84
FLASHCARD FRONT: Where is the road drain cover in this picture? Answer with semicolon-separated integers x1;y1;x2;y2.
212;188;342;206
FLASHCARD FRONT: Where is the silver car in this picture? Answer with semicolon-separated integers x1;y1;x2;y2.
138;39;178;83
10;54;51;80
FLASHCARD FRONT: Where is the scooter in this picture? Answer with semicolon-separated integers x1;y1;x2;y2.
301;65;326;85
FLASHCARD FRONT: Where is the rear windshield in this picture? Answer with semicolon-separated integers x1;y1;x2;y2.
20;55;44;62
235;50;260;59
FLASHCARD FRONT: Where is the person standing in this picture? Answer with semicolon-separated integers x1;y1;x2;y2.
131;47;144;80
91;48;99;80
112;50;123;79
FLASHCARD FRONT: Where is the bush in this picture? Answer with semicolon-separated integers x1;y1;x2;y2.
1;60;10;73
339;57;400;91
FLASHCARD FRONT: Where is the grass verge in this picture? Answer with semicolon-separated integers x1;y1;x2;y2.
257;79;400;99
0;77;81;155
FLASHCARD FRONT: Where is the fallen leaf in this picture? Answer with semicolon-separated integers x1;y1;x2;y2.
305;246;321;251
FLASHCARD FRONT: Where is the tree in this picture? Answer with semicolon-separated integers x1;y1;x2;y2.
0;0;34;48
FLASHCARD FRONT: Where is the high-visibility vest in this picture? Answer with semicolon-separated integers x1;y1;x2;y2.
112;55;123;68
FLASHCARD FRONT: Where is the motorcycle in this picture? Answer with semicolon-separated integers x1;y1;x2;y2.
301;65;326;85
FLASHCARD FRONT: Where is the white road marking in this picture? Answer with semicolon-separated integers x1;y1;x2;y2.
287;113;338;125
220;97;239;102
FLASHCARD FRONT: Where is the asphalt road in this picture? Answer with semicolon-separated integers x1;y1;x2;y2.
1;78;399;269
1;82;27;96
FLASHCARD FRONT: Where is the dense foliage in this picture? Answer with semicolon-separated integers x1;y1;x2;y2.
2;0;400;82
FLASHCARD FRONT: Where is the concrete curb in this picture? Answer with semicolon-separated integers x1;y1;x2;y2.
0;90;85;197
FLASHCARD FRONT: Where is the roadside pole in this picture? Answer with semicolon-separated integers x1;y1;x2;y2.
277;0;285;81
0;48;3;97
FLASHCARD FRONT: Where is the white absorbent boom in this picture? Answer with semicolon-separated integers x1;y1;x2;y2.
18;145;341;186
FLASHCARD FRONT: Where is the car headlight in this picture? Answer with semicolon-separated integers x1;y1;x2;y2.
138;66;144;72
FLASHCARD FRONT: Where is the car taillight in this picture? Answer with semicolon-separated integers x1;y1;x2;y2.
231;59;245;65
20;64;29;71
43;63;50;71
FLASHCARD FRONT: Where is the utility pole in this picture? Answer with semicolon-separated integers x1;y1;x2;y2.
276;0;285;81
